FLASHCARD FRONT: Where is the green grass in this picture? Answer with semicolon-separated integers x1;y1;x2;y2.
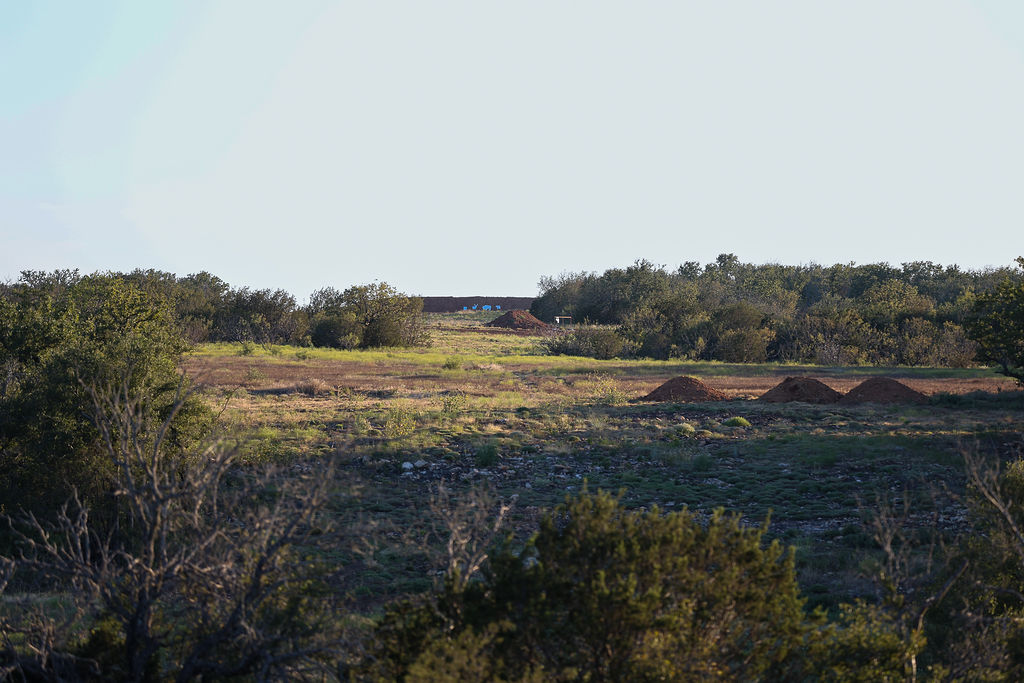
191;335;1010;385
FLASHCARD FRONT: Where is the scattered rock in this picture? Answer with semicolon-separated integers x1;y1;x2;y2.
759;377;842;404
839;377;927;404
414;459;429;469
401;462;414;471
639;376;729;402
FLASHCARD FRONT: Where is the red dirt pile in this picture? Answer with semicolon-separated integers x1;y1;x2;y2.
485;310;550;330
758;377;842;404
640;376;729;402
839;377;927;404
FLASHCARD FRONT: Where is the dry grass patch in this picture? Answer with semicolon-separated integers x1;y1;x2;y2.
294;377;332;396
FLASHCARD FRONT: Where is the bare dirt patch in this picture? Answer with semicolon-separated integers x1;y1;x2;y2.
759;377;842;404
638;376;729;402
839;377;928;404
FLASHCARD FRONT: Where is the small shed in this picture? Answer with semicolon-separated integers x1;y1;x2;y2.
554;316;573;325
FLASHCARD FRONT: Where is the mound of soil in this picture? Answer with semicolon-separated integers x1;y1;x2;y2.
759;377;842;404
839;377;927;404
640;376;729;402
485;310;550;330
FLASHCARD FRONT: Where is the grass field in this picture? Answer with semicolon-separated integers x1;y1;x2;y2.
183;315;1024;611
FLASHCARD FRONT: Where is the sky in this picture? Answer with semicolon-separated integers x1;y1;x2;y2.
2;1;1023;300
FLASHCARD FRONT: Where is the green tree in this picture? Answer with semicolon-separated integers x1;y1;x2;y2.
705;301;774;362
0;272;208;521
859;280;935;328
618;284;704;360
213;286;302;344
968;257;1024;382
530;271;591;323
338;282;426;348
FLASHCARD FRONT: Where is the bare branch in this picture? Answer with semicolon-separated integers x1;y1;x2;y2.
1;372;345;679
429;480;513;593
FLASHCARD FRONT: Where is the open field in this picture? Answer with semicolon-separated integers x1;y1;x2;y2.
181;315;1024;611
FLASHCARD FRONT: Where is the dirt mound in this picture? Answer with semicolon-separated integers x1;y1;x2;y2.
759;377;842;404
485;310;550;330
640;376;729;402
839;377;927;404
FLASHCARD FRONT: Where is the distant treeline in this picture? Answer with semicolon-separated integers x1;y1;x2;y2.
0;269;425;349
4;258;1021;368
532;255;1023;365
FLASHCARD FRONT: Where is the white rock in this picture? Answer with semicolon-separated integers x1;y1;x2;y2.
414;459;428;468
401;462;414;471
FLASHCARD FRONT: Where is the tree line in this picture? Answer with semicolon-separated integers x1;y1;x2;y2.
532;255;1024;371
0;269;426;350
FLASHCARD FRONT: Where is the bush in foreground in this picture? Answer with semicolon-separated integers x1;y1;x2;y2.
0;382;341;680
360;491;814;681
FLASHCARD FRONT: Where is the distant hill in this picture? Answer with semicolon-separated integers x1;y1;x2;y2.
420;296;535;313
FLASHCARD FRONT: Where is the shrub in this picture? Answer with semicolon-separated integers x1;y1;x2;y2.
541;326;630;360
310;312;360;349
294;377;331;396
441;391;467;417
475;442;499;468
307;282;426;349
580;373;629;405
0;383;339;679
363;489;813;681
382;407;416;439
213;286;304;344
342;283;427;348
244;366;267;385
714;327;775;363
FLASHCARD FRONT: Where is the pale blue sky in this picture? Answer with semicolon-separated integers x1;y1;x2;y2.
2;1;1023;299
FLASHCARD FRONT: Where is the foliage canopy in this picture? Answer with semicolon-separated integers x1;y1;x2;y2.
363;490;814;681
969;256;1024;381
0;271;209;520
